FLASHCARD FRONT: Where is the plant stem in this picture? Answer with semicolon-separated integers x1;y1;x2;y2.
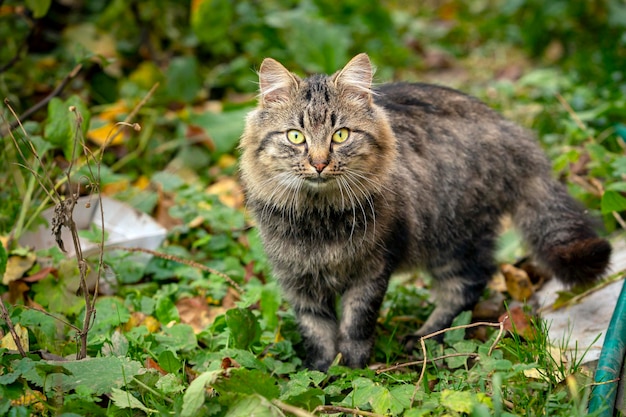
0;300;27;357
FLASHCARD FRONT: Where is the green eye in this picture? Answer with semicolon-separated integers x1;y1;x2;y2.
332;128;350;143
287;129;305;144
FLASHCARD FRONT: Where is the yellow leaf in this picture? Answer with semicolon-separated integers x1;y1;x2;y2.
217;154;237;169
134;175;151;191
206;177;244;209
3;252;37;285
99;101;129;122
11;390;45;407
102;179;130;195
501;263;534;301
1;323;29;351
88;122;126;146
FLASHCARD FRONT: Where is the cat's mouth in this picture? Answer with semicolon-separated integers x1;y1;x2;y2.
304;176;333;187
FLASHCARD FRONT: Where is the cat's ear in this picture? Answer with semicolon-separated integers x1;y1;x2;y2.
333;53;374;103
258;58;300;106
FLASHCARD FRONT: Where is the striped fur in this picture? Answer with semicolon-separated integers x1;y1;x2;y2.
238;53;611;371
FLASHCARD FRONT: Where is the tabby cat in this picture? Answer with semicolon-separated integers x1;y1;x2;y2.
238;53;611;371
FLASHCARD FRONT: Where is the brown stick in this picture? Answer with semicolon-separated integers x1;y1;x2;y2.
313;405;385;417
1;63;82;136
0;299;27;357
113;247;244;293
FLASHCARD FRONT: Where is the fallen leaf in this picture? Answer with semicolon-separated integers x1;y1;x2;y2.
99;101;130;121
22;266;57;283
3;252;37;285
500;305;536;340
488;271;507;293
10;390;46;407
102;178;130;195
177;296;215;333
134;175;151;191
0;323;29;352
7;280;29;304
146;357;168;375
88;122;127;146
501;263;534;301
155;189;182;229
206;177;244;209
186;124;215;151
217;154;237;170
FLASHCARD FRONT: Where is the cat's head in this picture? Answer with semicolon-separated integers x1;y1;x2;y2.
239;54;397;210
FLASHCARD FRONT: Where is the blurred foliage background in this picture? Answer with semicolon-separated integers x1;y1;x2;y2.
1;1;626;415
2;0;626;233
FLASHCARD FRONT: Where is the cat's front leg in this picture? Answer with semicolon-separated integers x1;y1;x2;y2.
290;295;339;371
338;277;389;368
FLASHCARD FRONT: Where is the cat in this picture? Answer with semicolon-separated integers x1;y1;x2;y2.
238;53;612;371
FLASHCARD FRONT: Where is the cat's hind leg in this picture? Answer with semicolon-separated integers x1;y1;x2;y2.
404;242;496;352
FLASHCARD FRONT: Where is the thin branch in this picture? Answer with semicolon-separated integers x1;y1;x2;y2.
272;399;316;417
313;405;385;417
0;7;32;73
378;318;508;374
0;300;27;357
113;247;244;293
20;305;82;334
1;105;59;202
404;317;508;406
1;63;82;137
555;93;592;139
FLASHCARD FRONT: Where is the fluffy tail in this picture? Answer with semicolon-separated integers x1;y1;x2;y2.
513;179;611;286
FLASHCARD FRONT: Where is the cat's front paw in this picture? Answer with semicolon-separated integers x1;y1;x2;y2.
338;338;374;368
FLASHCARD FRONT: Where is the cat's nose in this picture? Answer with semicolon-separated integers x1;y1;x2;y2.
312;161;328;173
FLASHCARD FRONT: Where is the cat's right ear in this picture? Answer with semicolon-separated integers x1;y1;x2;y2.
258;58;300;106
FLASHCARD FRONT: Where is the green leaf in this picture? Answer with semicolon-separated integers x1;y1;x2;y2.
158;350;182;373
213;368;280;400
221;348;266;370
443;311;472;345
110;388;157;413
224;394;283;417
191;0;234;52
164;56;201;103
155;373;185;395
601;190;626;214
260;283;281;330
440;389;474;414
31;262;84;316
44;95;91;161
31;356;143;396
607;181;626;192
154;324;197;353
25;0;51;18
155;295;180;323
446;340;478;369
181;370;222;417
348;378;385;410
188;107;251;155
0;357;37;385
89;296;131;334
19;308;65;352
225;308;261;349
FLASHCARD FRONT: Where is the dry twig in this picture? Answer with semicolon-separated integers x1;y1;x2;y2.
113;247;244;293
313;405;385;417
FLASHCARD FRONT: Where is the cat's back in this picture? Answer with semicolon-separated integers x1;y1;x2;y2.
374;82;500;122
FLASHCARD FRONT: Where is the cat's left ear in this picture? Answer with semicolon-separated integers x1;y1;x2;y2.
332;53;374;103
